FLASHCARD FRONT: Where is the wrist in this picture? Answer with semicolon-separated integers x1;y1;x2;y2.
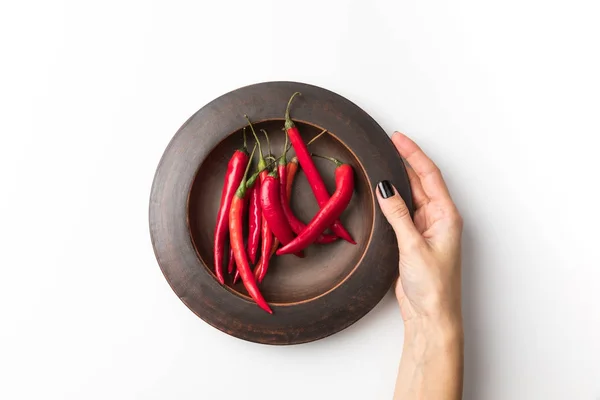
397;313;464;400
403;314;463;357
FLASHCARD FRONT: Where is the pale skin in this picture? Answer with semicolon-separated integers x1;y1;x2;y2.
376;132;464;400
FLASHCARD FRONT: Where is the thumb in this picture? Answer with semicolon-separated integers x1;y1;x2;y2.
376;180;420;247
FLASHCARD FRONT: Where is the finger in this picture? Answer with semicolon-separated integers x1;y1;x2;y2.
403;161;429;209
392;132;452;203
376;180;421;247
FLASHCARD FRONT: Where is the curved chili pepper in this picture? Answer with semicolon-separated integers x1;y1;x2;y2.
277;156;354;255
243;117;265;265
254;157;277;283
255;239;280;283
231;190;254;284
284;128;327;204
260;171;304;257
278;132;289;211
255;155;323;282
230;194;249;284
282;157;337;245
235;149;292;284
235;174;271;285
254;168;273;283
233;181;260;285
229;145;272;314
254;156;281;284
213;131;249;284
234;154;278;285
276;134;331;242
255;157;337;283
284;92;355;244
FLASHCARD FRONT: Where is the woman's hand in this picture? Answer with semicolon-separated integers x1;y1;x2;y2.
377;132;463;400
377;131;463;324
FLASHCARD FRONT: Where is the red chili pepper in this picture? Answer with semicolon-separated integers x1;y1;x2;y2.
277;134;328;242
234;152;284;284
260;171;304;257
232;191;250;287
229;145;272;314
213;130;249;285
282;157;337;245
255;155;334;283
254;239;279;283
229;189;251;278
227;248;235;275
278;132;289;210
253;150;284;284
284;92;355;244
286;157;298;201
235;170;271;285
230;193;249;284
254;166;273;283
283;129;327;204
277;155;354;255
246;183;261;264
243;117;267;265
255;157;333;283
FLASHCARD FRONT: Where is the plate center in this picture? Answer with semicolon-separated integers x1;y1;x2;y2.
188;119;374;305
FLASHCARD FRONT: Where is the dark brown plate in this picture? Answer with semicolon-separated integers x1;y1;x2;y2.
149;81;412;345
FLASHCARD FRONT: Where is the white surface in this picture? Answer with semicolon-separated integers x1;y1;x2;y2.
1;1;599;399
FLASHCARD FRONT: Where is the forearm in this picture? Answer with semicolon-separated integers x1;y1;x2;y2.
394;316;464;400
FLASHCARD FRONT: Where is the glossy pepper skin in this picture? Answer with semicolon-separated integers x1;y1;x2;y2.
276;129;295;237
283;92;355;244
247;183;261;264
277;161;354;255
243;116;267;266
254;168;274;283
227;248;235;275
229;145;272;314
285;158;297;200
233;160;274;285
260;172;304;257
256;159;315;282
214;143;249;285
281;158;337;244
254;239;279;283
230;194;272;314
231;194;249;284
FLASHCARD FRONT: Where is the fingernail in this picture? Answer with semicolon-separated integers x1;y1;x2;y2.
377;180;394;199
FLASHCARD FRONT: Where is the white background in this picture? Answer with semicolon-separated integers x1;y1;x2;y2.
1;1;599;399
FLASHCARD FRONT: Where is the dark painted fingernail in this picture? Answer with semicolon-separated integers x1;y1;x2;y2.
377;180;394;199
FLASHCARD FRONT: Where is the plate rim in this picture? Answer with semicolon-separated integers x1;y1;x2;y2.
149;81;412;345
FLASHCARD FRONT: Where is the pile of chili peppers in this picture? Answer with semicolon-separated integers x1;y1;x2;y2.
213;93;356;314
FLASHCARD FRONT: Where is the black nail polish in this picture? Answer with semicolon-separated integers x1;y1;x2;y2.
377;180;394;199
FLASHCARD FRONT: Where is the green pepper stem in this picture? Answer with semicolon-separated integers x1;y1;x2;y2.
260;129;271;157
279;132;289;165
246;153;286;189
284;92;301;130
244;144;257;177
244;115;263;160
236;144;257;198
311;153;343;167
